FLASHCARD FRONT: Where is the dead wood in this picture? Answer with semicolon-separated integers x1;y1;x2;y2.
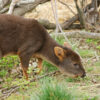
61;14;79;29
74;0;86;28
38;19;56;29
0;0;10;10
8;0;20;14
60;0;100;30
13;0;50;16
84;0;100;13
0;6;9;14
0;70;60;99
58;0;76;15
38;19;81;29
51;31;100;39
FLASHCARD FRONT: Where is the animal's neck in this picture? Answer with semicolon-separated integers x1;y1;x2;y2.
37;35;60;66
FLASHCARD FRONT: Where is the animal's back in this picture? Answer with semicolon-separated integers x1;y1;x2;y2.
0;14;46;56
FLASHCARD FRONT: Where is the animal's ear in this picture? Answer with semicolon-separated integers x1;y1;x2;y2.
54;46;65;61
64;42;71;48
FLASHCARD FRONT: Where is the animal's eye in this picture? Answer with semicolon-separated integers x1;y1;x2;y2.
74;63;79;69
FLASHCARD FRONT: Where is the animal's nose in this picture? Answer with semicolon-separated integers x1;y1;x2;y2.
81;73;86;78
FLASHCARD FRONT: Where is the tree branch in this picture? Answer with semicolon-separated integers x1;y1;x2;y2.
0;0;10;10
13;0;50;16
8;0;20;14
58;0;76;15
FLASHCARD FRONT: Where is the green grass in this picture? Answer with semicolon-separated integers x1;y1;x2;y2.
43;61;58;73
0;56;19;77
30;78;99;100
66;77;81;82
6;77;99;100
78;49;95;57
30;81;74;100
1;37;100;100
86;39;99;45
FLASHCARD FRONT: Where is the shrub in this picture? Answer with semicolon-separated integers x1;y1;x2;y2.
0;56;19;77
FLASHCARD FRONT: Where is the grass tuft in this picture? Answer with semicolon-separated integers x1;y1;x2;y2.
30;80;74;100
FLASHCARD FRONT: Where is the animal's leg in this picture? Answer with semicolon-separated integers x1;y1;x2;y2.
19;55;30;80
37;58;43;74
18;42;42;79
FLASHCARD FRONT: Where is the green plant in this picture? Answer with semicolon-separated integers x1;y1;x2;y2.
55;37;65;45
43;61;58;73
0;69;7;77
31;81;74;100
83;96;98;100
91;97;98;100
66;77;81;82
96;46;100;50
0;56;19;77
86;39;99;45
87;67;94;72
86;39;93;43
78;49;94;57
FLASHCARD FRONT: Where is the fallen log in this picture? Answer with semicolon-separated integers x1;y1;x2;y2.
38;19;56;29
38;19;81;29
61;14;79;29
51;31;100;39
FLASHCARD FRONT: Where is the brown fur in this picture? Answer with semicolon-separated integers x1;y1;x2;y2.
0;14;86;79
54;47;65;61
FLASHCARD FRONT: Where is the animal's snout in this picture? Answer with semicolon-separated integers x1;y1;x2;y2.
81;72;86;78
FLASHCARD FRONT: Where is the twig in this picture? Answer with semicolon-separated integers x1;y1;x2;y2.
51;0;72;45
0;0;10;10
30;70;60;82
1;87;19;100
51;0;59;36
51;0;82;60
94;51;99;61
92;74;100;76
0;70;59;99
0;6;9;14
80;83;100;90
86;22;100;32
17;0;35;5
13;0;50;16
1;86;18;94
58;0;76;15
85;56;96;63
7;0;20;14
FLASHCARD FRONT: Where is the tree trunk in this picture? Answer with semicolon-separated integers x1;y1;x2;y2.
61;0;100;30
74;0;86;28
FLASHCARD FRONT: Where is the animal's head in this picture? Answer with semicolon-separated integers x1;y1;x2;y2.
54;42;86;78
